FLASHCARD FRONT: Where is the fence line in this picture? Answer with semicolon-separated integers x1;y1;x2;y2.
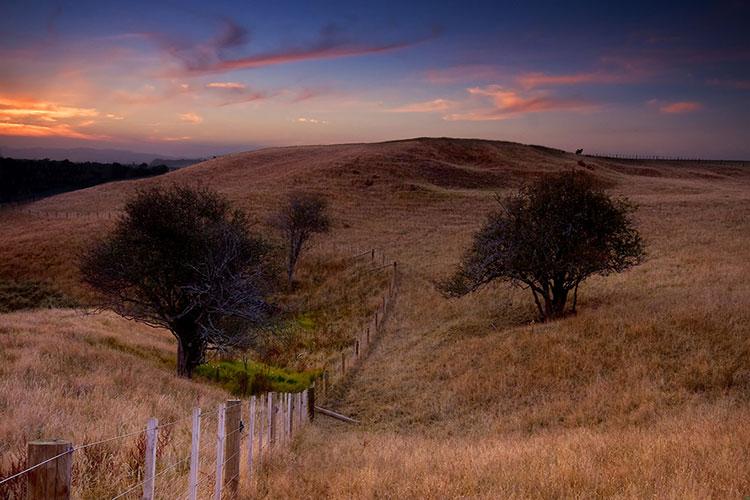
583;153;750;164
0;246;399;499
0;388;314;500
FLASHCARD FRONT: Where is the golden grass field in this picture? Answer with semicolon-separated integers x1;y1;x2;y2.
1;138;749;498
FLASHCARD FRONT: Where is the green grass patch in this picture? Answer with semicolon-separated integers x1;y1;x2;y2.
195;359;319;396
0;279;77;313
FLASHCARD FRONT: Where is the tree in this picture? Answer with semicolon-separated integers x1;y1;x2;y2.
80;185;275;378
442;171;645;321
271;192;330;287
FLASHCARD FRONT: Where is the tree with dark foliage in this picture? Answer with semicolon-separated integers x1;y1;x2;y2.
81;185;275;377
271;192;330;288
442;171;645;321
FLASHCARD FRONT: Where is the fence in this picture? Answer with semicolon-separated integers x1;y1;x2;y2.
583;153;750;164
316;250;399;401
0;246;400;499
0;390;313;499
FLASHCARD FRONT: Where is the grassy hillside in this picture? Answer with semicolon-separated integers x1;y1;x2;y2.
1;138;749;497
0;309;229;498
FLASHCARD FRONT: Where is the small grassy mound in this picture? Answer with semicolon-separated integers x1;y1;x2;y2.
195;359;320;396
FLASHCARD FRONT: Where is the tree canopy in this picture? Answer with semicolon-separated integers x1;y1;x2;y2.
442;171;645;321
81;185;275;377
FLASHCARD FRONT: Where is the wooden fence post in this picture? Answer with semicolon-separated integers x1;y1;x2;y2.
214;403;226;500
248;396;256;482
307;386;315;421
288;393;293;438
267;392;273;448
355;339;360;358
26;440;72;500
366;326;370;345
371;248;375;261
224;400;241;496
143;418;158;500
257;396;264;466
188;408;201;500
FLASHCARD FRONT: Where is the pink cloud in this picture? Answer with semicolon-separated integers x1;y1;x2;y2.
444;85;592;121
387;99;456;113
516;71;632;89
178;112;203;124
658;101;703;114
206;82;246;89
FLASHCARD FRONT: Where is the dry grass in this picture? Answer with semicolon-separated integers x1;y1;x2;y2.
1;138;749;497
0;309;228;498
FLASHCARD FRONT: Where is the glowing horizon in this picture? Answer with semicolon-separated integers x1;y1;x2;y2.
1;1;749;159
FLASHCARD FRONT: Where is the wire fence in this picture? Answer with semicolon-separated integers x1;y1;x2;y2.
0;246;400;499
0;390;313;500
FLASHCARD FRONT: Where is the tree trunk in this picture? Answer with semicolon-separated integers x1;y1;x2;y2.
287;235;302;289
175;327;204;378
538;285;569;322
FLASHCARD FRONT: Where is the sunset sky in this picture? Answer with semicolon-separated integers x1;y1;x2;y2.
1;1;749;158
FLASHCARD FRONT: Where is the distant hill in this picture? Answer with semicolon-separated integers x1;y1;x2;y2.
149;158;205;169
0;146;177;164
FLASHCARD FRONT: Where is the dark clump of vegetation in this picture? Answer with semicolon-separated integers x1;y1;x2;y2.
270;192;331;288
442;170;645;321
0;279;77;313
195;359;319;396
0;157;169;203
80;185;277;378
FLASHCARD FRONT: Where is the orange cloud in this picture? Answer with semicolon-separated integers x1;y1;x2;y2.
178;112;203;124
0;97;103;139
517;71;629;89
295;117;328;124
387;99;455;113
0;122;101;139
206;82;246;89
444;85;592;121
659;101;703;114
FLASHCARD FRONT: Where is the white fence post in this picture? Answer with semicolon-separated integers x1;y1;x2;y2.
143;418;158;500
188;408;201;500
247;396;256;482
214;403;226;500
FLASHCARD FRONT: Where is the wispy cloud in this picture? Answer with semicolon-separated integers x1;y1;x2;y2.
650;100;703;114
423;64;505;84
387;99;456;113
444;85;592;121
706;78;750;90
178;112;203;124
517;71;632;89
295;117;328;124
206;82;246;89
146;20;434;76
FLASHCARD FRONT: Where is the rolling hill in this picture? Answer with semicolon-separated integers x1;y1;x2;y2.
1;137;749;498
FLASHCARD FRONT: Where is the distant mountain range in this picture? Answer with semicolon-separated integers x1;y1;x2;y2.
0;146;204;166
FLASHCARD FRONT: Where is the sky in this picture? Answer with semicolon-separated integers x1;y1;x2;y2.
1;0;749;158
